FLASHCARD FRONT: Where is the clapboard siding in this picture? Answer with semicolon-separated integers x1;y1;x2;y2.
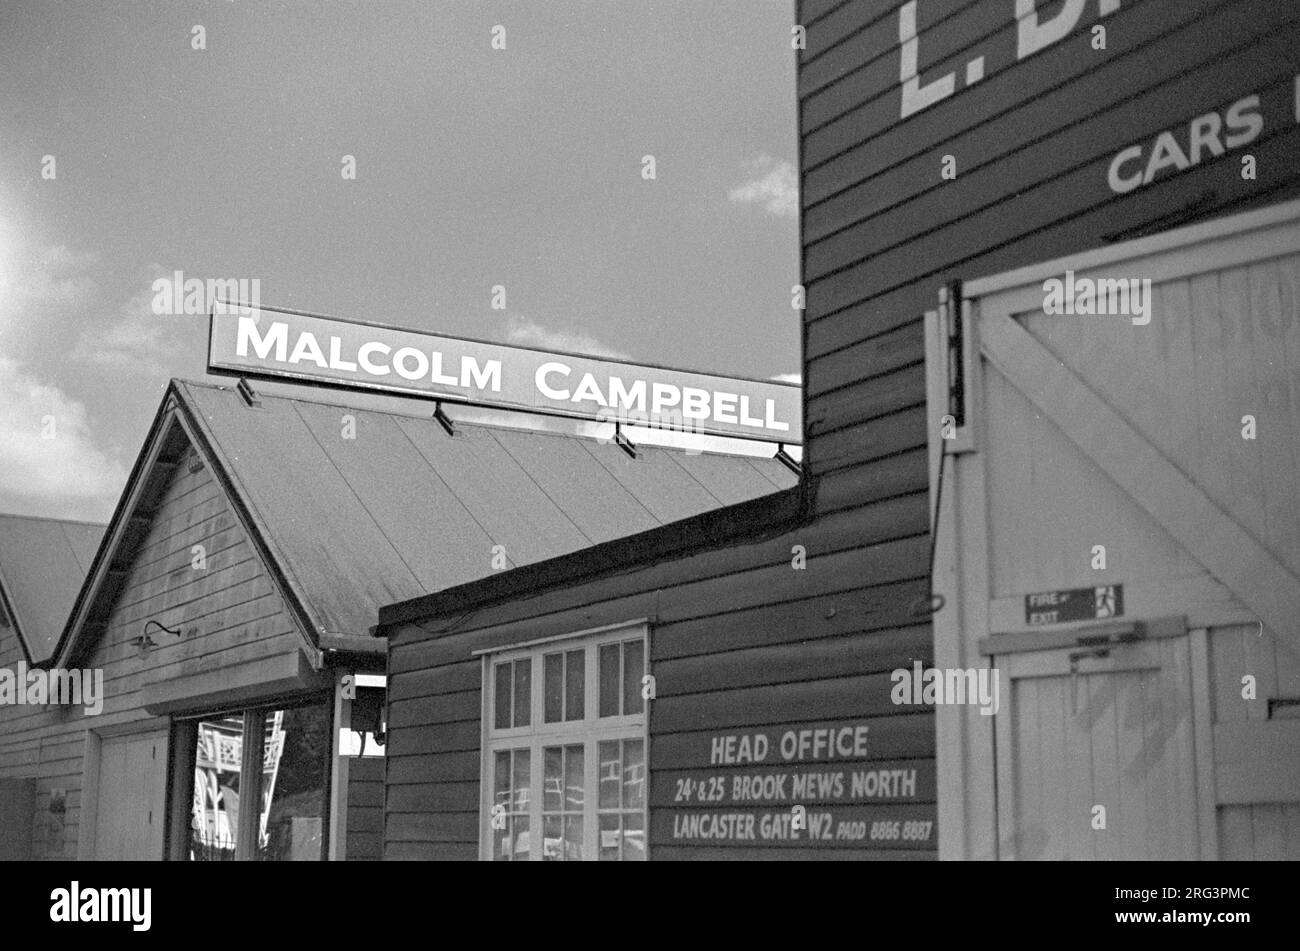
345;756;385;861
0;433;308;858
384;496;936;860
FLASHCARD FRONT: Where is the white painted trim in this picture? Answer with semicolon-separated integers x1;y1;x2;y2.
966;198;1300;297
1188;628;1219;860
329;671;349;861
471;618;651;656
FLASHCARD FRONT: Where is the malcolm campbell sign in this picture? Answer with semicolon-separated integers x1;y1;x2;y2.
208;306;801;443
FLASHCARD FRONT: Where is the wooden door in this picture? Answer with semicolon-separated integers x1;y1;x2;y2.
994;640;1198;860
93;730;168;860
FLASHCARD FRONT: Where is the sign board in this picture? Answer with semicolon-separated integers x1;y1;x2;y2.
1025;585;1124;626
208;305;801;444
660;720;936;850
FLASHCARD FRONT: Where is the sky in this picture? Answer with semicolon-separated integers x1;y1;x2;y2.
0;1;799;522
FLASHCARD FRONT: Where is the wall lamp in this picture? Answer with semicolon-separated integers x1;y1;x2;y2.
133;619;193;656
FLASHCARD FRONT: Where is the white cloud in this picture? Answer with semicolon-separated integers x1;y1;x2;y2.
71;268;185;377
729;156;799;220
0;354;127;519
771;372;802;384
0;223;128;518
502;315;629;359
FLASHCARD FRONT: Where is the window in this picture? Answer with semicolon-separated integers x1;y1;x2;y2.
483;624;647;861
185;701;331;861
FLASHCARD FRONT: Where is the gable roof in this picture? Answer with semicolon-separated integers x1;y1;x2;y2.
0;514;105;664
54;379;796;666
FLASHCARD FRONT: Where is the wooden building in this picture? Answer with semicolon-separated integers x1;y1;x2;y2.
0;379;791;860
0;514;105;860
378;0;1299;860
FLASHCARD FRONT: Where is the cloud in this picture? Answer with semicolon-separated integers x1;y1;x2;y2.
70;268;186;377
0;354;128;519
502;315;629;359
771;372;802;384
0;225;128;518
728;156;799;220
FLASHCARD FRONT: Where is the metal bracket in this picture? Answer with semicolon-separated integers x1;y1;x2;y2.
433;402;455;436
774;444;801;475
614;422;636;459
236;377;261;407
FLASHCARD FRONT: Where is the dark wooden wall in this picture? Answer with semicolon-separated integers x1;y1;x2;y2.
384;490;936;860
345;756;385;860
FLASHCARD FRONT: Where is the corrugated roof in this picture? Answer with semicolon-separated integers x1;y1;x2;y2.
0;514;106;663
175;380;797;640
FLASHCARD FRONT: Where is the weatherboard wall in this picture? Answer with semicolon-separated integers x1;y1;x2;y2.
383;491;936;860
0;433;309;859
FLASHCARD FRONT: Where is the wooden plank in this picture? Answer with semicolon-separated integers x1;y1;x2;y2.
654;579;931;661
980;311;1300;656
384;811;478;844
654;672;910;734
1213;720;1300;805
384;840;478;861
655;627;930;696
807;362;927;436
384;751;482;785
388;690;481;730
385;782;480;814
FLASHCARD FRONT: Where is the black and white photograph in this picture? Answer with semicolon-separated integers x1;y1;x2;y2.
0;0;1296;932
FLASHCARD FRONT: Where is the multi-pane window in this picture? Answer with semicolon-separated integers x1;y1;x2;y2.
483;624;648;861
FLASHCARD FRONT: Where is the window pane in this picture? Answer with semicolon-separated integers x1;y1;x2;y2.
189;716;245;861
512;749;531;812
598;814;620;861
543;815;563;861
623;641;645;715
543;652;563;723
598;739;619;809
494;663;511;730
565;650;585;721
564;744;584;810
255;705;330;861
564;815;584;861
623;739;645;810
598;643;619;717
513;660;531;728
543;746;563;812
623;813;646;861
494;751;511;808
512;815;531;861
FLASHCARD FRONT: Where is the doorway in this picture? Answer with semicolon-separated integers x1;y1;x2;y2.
86;729;169;860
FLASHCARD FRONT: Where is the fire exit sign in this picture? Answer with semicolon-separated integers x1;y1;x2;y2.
1025;585;1124;626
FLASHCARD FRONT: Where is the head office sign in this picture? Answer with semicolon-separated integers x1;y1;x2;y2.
208;305;801;443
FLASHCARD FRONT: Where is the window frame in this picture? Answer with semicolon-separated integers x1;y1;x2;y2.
479;620;650;861
176;694;334;862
